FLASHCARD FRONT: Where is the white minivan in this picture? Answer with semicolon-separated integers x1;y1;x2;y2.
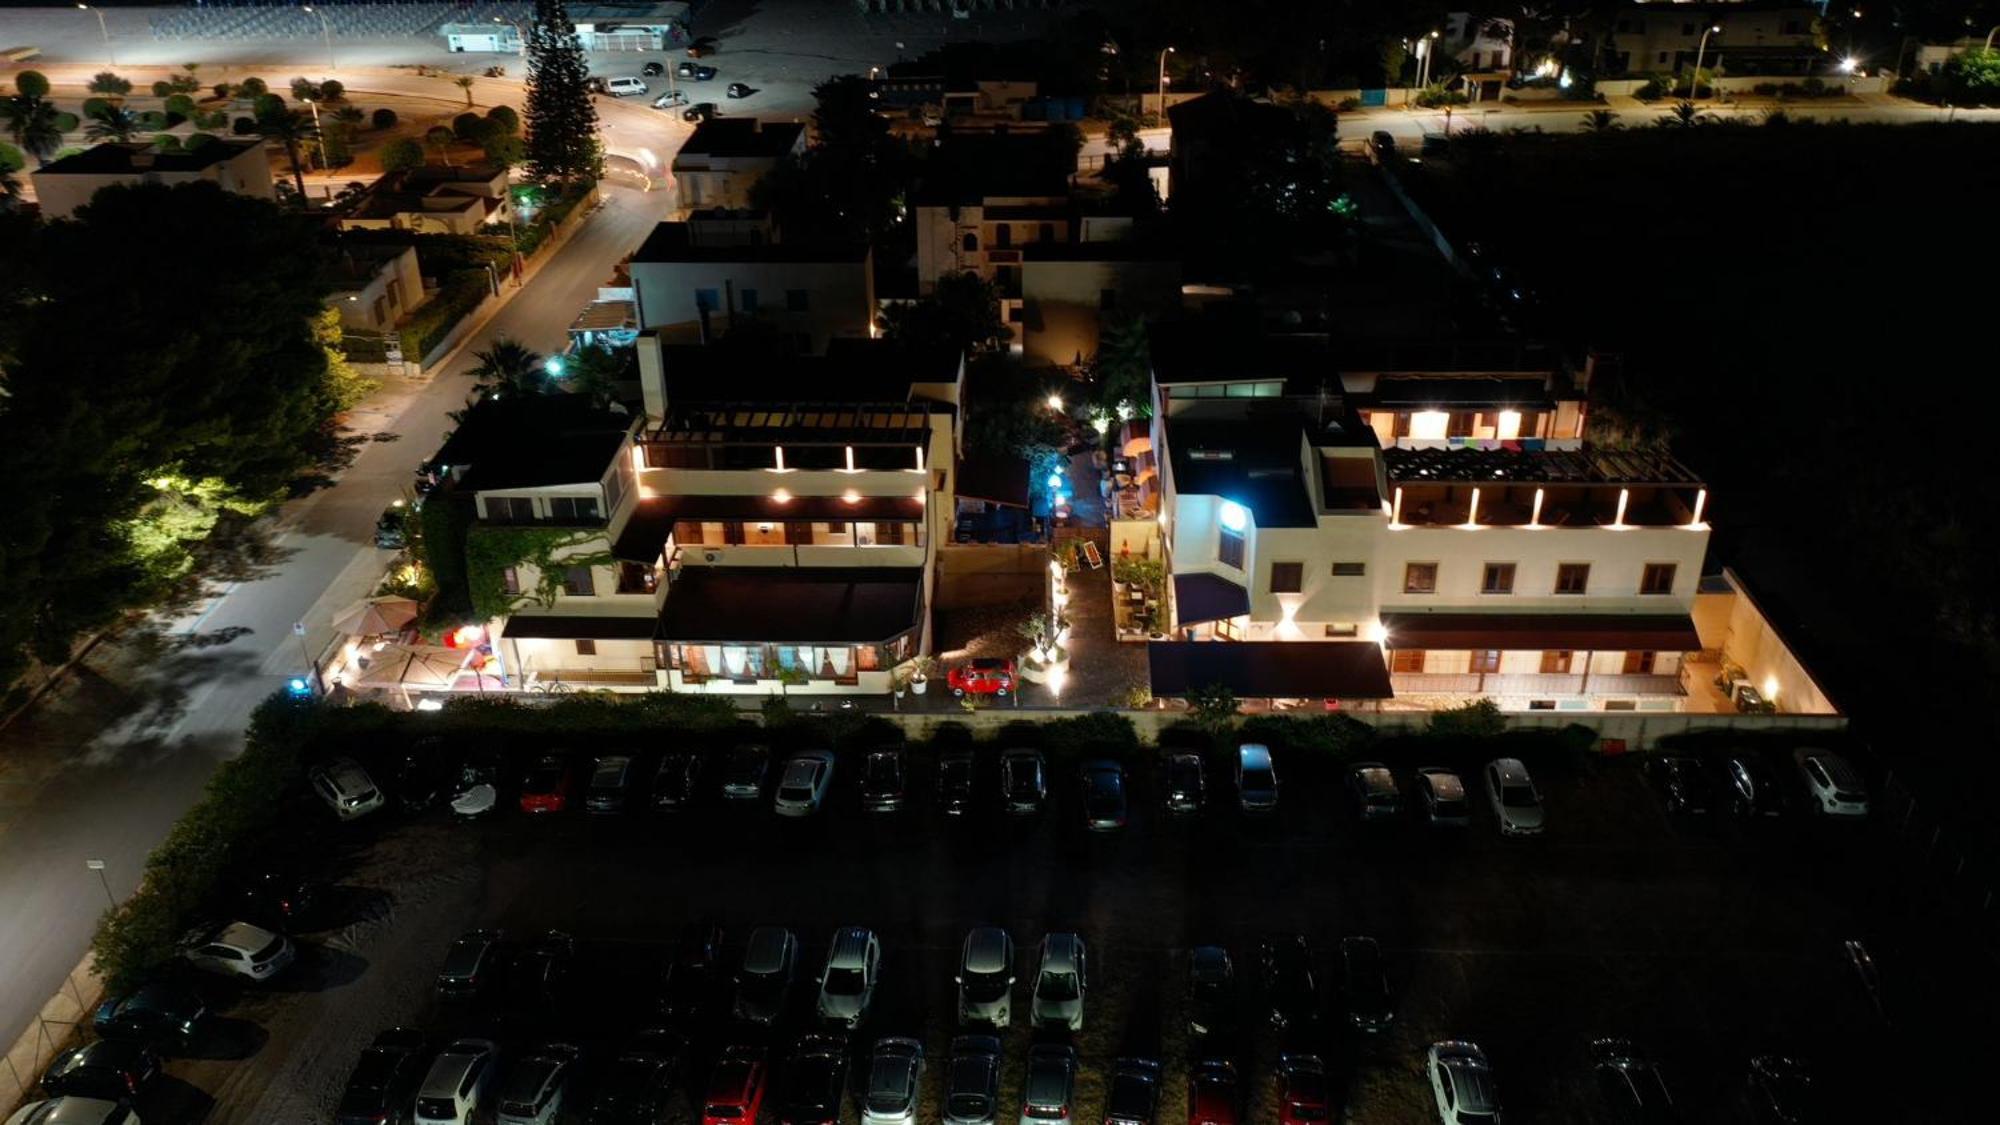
605;76;649;97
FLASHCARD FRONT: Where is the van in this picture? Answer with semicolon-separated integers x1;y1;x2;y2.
605;76;648;97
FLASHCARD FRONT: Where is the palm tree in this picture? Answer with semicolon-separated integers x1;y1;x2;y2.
468;337;546;395
84;101;142;143
254;104;318;201
1580;108;1622;133
453;75;477;108
1;94;67;165
1660;100;1715;129
331;105;366;128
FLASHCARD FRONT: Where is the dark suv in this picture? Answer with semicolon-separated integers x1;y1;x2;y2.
1104;1057;1163;1125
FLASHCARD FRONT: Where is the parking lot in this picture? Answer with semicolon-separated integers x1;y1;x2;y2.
120;720;1996;1123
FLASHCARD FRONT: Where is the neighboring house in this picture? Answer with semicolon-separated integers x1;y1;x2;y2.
29;139;274;219
1019;239;1180;367
671;118;805;211
1143;328;1725;713
1605;2;1821;76
912;133;1077;298
627;210;874;353
1164;92;1296;211
1444;12;1516;74
441;22;521;53
326;243;423;333
442;3;692;52
336;164;513;236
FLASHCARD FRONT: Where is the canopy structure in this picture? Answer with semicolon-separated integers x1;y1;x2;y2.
330;596;420;637
1148;641;1394;700
1379;613;1702;652
353;645;476;707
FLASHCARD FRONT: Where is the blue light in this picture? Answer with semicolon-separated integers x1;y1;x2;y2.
1219;500;1248;532
287;677;311;697
544;354;566;377
1047;473;1063;489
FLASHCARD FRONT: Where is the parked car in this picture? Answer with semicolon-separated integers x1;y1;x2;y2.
311;756;385;820
1260;934;1319;1030
1426;1041;1501;1125
957;927;1015;1027
184;921;295;981
1486;757;1545;836
861;1037;924;1125
495;1043;580;1125
650;88;688;109
1747;1054;1820;1123
1186;945;1234;1038
1644;756;1716;815
1418;766;1471;827
1103;1058;1163;1125
816;926;882;1027
519;753;576;814
585;754;635;813
231;868;318;933
334;1028;429;1125
940;1035;1002;1125
726;82;752;98
1236;743;1279;813
948;658;1015;697
1031;932;1087;1031
1082;759;1128;831
1019;1043;1078;1124
720;744;770;800
682;63;718;81
652;750;702;810
375;502;409;548
683;102;718;122
413;1038;500;1125
450;751;500;818
861;746;906;812
700;1045;769;1125
1591;1038;1674;1122
641;61;665;76
508;931;574;1014
436;929;506;1002
1000;748;1046;814
733;926;799;1025
389;741;452;813
604;76;649;97
1722;753;1785;817
687;37;717;57
1794;748;1868;816
93;980;205;1045
661;922;725;1022
1276;1054;1330;1125
3;1100;131;1125
1368;130;1397;161
1339;936;1394;1032
780;1034;848;1125
1163;751;1206;814
41;1040;160;1102
588;1032;684;1125
939;747;976;816
774;749;836;816
1187;1059;1239;1125
1347;762;1402;821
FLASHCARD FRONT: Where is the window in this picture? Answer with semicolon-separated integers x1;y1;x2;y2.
993;224;1011;249
1099;287;1118;311
501;567;521;596
1540;650;1573;675
548;496;601;523
616;561;657;594
1480;562;1516;595
1403;562;1438;594
694;287;720;312
1622;650;1656;675
561;565;595;597
1656;51;1669;64
962;232;978;252
1554;563;1590;595
575;639;597;656
487;496;535;523
1324;624;1357;638
785;289;809;312
1471;649;1501;674
1331;561;1366;577
1640;562;1677;595
1269;562;1303;594
1391;649;1425;674
739;287;759;313
1218;528;1245;570
1038;222;1055;243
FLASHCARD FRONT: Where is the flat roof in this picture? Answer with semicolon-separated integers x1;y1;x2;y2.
675;118;805;161
652;337;960;406
613;495;927;560
433;394;635;491
1380;613;1703;652
1383;446;1703;485
1150;324;1337;391
631;222;866;264
1148;641;1393;699
35;139;257;175
1166;418;1319;528
1356;377;1558;410
656;567;924;643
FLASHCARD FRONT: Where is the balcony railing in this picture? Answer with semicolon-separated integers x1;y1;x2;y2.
1391;672;1687;697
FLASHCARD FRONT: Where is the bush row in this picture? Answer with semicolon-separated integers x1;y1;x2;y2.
398;269;492;362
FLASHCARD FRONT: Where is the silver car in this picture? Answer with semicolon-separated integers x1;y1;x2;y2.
1485;757;1545;836
1427;1040;1501;1125
860;1037;924;1125
2;1099;135;1125
184;921;295;981
957;927;1015;1027
494;1044;579;1125
310;756;383;820
1018;1043;1078;1124
774;749;835;816
1031;933;1087;1031
816;926;881;1027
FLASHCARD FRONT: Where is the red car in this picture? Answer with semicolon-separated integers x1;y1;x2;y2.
1189;1058;1239;1125
519;753;575;814
702;1045;767;1125
1277;1053;1330;1124
948;658;1016;697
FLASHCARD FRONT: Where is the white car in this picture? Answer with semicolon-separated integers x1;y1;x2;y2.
1485;758;1545;836
184;921;295;981
1236;742;1279;812
816;926;882;1027
414;1038;500;1125
4;1099;136;1125
1427;1040;1502;1124
861;1036;924;1125
1794;748;1868;816
774;749;835;816
1030;933;1087;1031
310;756;384;820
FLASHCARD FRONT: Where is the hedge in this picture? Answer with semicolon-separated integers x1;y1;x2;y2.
398;269;491;361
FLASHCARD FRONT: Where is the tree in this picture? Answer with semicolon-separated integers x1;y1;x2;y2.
378;137;426;174
468;337;547;395
331;105;365;128
1087;314;1152;412
254;99;319;201
480;127;525;172
879;271;1009;356
1187;683;1240;732
12;71;50;99
1580;107;1622;133
84;102;142;143
424;125;457;163
485;105;520;135
453;111;486;143
87;72;132;97
370;107;398;130
454;75;477;108
1;86;73;166
1658;99;1712;129
523;0;601;183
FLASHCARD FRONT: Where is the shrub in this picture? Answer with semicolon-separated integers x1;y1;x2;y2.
213;82;233;100
398;269;493;361
151;80;175;99
89;71;133;97
1237;713;1376;758
452;111;485;142
1336;96;1363;112
290;77;320;102
1186;683;1240;731
379;136;427;174
0;141;25;174
484;104;519;135
371;106;398;129
82;96;110;117
151;134;182;152
195;109;229;130
14;70;49;98
1800;76;1827;96
252;93;286;120
182;132;218;153
165;93;196;118
231;115;257;136
238;76;268;98
1634;75;1670;101
319;79;345;102
135;110;167;130
1427;698;1508;739
1043;711;1139;760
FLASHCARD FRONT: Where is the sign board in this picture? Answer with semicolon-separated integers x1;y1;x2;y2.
293;621;306;637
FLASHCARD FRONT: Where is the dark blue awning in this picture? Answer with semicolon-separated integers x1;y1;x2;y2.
1173;573;1250;627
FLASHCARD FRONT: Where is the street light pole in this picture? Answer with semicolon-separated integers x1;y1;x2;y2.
1156;45;1175;120
300;4;332;72
1985;25;1999;52
1689;24;1721;99
85;859;116;912
301;95;330;184
76;4;112;66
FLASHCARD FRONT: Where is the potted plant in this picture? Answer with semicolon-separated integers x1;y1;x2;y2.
908;655;935;695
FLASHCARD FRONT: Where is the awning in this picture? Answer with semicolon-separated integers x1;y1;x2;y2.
1122;435;1153;457
501;614;660;640
1148;641;1394;699
1380;613;1703;652
956;453;1031;509
613;493;929;560
330;595;420;637
658;567;924;643
1172;573;1249;627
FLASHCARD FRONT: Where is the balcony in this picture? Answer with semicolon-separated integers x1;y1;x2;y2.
1391;672;1687;698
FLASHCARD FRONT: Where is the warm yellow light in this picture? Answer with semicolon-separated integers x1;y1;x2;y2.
1046;393;1065;412
1762;676;1780;702
1364;620;1389;645
1046;664;1067;698
1409;410;1450;440
841;489;861;504
1463;487;1482;530
1390;486;1406;528
1495;410;1522;440
771;488;792;503
1528;487;1545;529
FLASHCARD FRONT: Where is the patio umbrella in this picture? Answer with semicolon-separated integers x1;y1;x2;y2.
330;596;421;637
1121;435;1153;457
354;645;467;708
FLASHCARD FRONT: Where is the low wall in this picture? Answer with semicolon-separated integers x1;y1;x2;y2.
2;954;99;1109
936;544;1048;608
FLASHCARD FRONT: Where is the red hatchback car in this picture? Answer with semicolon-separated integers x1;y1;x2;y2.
1189;1058;1239;1125
1277;1053;1331;1124
948;658;1016;697
702;1044;768;1125
519;753;575;814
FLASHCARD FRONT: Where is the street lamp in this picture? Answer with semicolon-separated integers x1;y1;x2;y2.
1985;25;1999;53
77;4;112;66
85;859;116;912
302;5;335;71
1417;29;1441;91
300;94;331;179
1690;24;1722;99
1156;46;1175;119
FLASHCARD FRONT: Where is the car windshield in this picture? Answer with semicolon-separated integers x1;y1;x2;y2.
441;941;484;975
1007;759;1038;788
778;785;812;801
866;756;900;787
1038;970;1080;1000
824;967;865;995
415;1097;457;1119
1242;768;1274;790
941;761;970;789
527;762;563;788
252;934;286;960
1501;784;1539;808
963;969;1008;1001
